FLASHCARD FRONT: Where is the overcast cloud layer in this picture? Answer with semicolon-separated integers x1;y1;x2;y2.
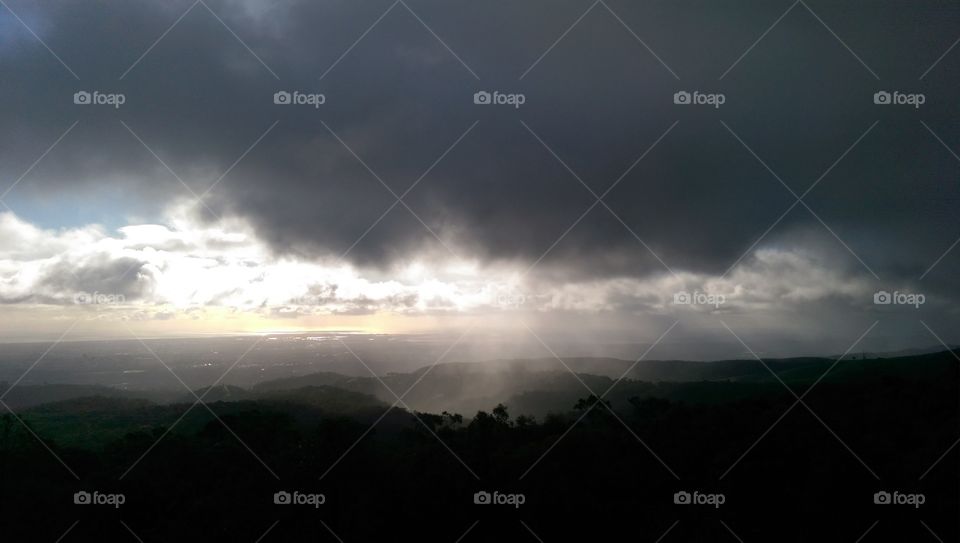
0;0;958;349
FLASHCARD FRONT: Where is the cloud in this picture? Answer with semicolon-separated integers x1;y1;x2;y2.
0;208;936;316
0;0;959;348
0;209;504;314
0;0;956;289
0;207;956;353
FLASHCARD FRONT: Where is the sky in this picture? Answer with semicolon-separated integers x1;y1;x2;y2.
0;0;958;355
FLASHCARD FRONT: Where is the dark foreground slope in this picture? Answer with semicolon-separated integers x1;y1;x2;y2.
0;352;957;542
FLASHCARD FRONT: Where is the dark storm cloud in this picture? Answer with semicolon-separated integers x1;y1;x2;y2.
1;0;959;294
39;256;153;302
